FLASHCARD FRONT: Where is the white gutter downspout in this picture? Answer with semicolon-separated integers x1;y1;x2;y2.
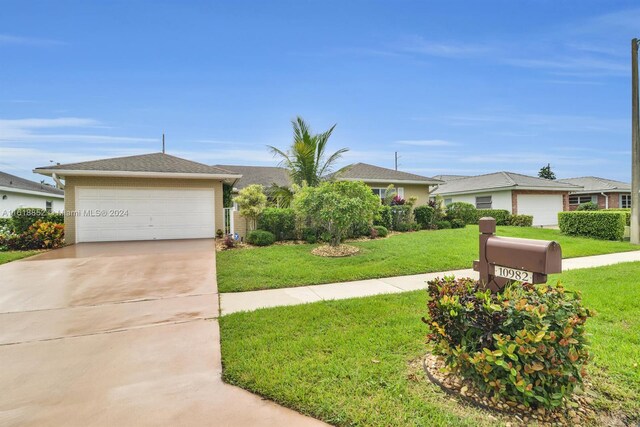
52;173;65;190
600;192;608;209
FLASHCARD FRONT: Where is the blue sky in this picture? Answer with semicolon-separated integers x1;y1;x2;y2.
0;0;638;183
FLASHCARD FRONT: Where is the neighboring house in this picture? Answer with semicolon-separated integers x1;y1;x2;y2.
557;176;631;210
218;162;443;206
0;171;64;218
432;172;582;226
333;163;443;205
34;153;241;244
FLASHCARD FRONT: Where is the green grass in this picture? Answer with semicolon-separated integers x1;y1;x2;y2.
0;250;40;265
220;262;640;427
217;226;637;292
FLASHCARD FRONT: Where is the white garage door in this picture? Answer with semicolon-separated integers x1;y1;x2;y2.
76;187;215;242
517;194;563;226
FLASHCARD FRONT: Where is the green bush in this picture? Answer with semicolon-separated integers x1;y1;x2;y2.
11;208;48;234
425;277;592;409
605;208;631;226
347;221;373;238
0;218;13;229
576;201;598;211
372;225;388;238
446;202;477;224
246;230;276;246
301;227;319;244
558;211;626;240
413;205;435;229
46;212;65;224
390;205;411;230
435;220;451;230
474;209;511;225
510;214;533;227
450;219;466;229
0;220;65;250
373;205;393;230
257;208;296;241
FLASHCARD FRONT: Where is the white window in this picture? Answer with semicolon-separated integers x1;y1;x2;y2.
620;194;631;209
46;200;52;213
371;188;386;200
569;195;595;205
397;187;405;198
475;196;492;209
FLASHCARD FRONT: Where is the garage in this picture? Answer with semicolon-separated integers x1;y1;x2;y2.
34;152;242;244
517;194;563;226
76;187;216;242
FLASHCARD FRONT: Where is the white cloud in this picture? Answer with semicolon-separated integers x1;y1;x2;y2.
0;34;64;46
395;139;458;147
395;36;493;58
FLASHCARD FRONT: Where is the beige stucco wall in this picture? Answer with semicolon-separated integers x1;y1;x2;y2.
363;182;432;206
63;176;223;244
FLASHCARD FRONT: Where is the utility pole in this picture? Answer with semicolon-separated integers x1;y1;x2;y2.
162;132;166;154
632;39;640;244
394;151;398;171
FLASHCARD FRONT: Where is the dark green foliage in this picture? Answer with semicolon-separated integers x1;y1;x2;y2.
474;209;511;225
216;229;224;238
11;208;48;234
509;215;533;227
394;222;419;232
577;202;598;211
373;205;393;230
538;163;556;180
445;202;477;224
46;212;65;224
347;221;373;238
301;227;318;244
558;211;626;240
413;205;435;229
223;183;234;208
425;277;592;409
0;218;12;229
0;220;65;250
435;220;451;230
390;205;411;230
605;208;631;226
450;219;466;229
258;208;296;240
372;225;388;237
246;230;276;246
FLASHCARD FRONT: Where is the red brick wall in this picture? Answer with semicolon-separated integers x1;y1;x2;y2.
567;193;620;210
511;190;570;215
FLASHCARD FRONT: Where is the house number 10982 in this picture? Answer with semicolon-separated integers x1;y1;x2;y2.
494;266;533;283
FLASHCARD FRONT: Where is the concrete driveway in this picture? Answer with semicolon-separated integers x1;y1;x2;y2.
0;240;325;427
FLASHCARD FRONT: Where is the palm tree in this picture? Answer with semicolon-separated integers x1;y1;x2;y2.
268;117;348;187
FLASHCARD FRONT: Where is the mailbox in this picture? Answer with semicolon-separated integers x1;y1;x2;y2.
473;217;562;292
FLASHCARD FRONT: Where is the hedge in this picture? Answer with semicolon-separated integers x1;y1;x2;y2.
246;230;276;246
445;202;477;224
11;207;48;234
473;209;511;225
373;205;393;230
558;211;626;240
509;214;533;227
390;205;411;230
257;208;296;241
605;208;631;226
413;205;435;229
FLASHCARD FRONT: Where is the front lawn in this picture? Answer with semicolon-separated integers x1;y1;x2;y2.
220;262;640;426
217;226;637;292
0;250;40;265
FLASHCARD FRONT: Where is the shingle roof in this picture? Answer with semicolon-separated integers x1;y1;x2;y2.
433;171;582;195
433;174;469;182
0;171;64;196
557;176;630;194
334;163;442;184
35;153;238;176
214;165;292;190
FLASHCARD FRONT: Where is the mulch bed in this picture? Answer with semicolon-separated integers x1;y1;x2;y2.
422;352;605;426
311;244;360;257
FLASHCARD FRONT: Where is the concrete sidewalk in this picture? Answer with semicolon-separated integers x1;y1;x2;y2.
220;250;640;315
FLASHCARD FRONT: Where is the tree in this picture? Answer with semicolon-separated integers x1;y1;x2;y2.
268;116;348;187
235;184;267;231
293;181;379;246
538;163;556;180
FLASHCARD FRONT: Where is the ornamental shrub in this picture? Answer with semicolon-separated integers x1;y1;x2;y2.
301;227;319;244
450;218;466;229
414;205;435;229
446;202;477;224
374;205;393;230
576;201;598;211
0;220;64;250
246;230;276;246
605;208;631;226
11;207;48;234
425;277;593;409
558;211;625;240
390;205;411;230
46;212;65;224
223;234;235;249
0;218;12;230
510;214;533;227
235;184;268;232
258;208;296;241
435;220;451;230
372;225;388;238
347;221;373;238
474;209;511;225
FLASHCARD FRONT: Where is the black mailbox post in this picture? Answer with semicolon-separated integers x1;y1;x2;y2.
473;218;562;292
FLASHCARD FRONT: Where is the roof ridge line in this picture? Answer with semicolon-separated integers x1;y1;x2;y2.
501;171;517;186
